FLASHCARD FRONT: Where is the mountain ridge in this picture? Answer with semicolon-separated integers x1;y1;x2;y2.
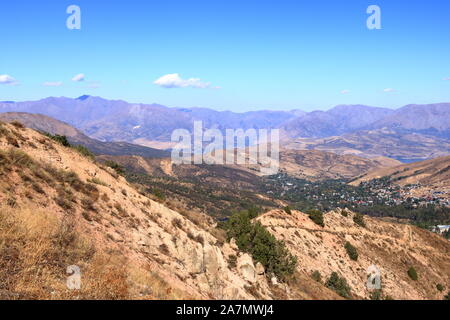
1;121;448;300
0;112;169;158
1;97;449;162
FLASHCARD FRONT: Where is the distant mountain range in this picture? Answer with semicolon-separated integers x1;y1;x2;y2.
0;112;169;158
0;96;302;143
1;96;449;161
280;104;395;139
286;128;450;163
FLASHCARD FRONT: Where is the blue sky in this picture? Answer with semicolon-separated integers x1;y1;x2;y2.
1;0;449;111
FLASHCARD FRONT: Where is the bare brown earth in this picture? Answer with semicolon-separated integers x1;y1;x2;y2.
119;146;401;181
275;149;401;180
0;122;448;300
0;122;326;300
350;156;450;199
96;148;401;219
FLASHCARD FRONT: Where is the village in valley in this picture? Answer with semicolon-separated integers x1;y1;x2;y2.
262;173;450;239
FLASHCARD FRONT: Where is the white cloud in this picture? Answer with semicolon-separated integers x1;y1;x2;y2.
0;74;17;85
86;81;101;89
443;77;450;81
383;88;395;92
341;90;350;94
72;73;85;82
43;81;63;87
153;73;217;89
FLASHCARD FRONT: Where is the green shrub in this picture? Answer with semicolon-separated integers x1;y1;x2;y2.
224;210;297;281
353;212;366;228
306;209;324;227
227;254;237;268
340;209;349;217
436;284;444;292
104;160;125;176
369;289;382;300
152;188;166;201
326;272;351;299
407;267;418;281
444;291;450;300
43;132;71;147
283;206;292;215
344;242;358;261
73;145;95;160
443;230;450;239
10;121;24;129
88;177;107;186
42;132;95;159
311;270;322;283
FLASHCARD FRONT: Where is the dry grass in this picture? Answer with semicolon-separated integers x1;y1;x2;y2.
0;142;189;300
0;204;94;299
0;203;189;300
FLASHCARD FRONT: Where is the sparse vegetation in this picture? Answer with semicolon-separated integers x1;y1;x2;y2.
369;289;383;300
0;200;183;300
104;160;125;176
73;145;95;160
114;202;127;217
42;132;95;160
353;212;366;228
10;120;25;129
43;132;71;146
344;242;358;261
436;284;444;292
227;254;237;269
88;177;107;186
306;209;324;227
152;188;166;201
222;209;297;281
283;206;292;215
325;272;352;299
172;218;183;229
159;243;170;255
311;270;322;283
407;267;418;281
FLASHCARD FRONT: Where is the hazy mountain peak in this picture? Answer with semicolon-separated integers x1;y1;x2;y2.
77;95;91;101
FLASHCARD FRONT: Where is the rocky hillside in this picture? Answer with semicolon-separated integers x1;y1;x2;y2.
0;120;331;300
258;209;450;300
275;149;400;180
0;112;169;158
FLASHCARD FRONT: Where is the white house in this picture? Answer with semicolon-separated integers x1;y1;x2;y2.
432;225;450;234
